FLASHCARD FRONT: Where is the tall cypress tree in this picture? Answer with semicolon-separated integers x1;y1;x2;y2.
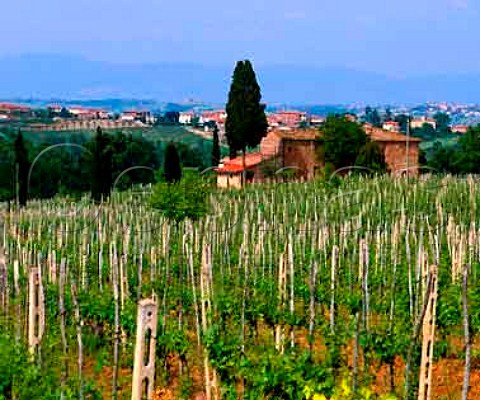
91;127;112;203
225;60;268;162
211;124;221;166
14;131;29;207
164;142;182;183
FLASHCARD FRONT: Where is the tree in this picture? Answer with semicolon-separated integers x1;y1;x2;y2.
150;171;210;224
433;112;451;134
427;142;457;173
163;142;182;183
384;108;393;122
191;116;200;127
364;106;382;128
212;125;221;167
225;60;268;161
108;132;159;191
394;114;409;133
318;115;368;170
59;107;72;119
163;111;180;125
453;126;480;173
412;123;436;141
355;141;387;174
14;131;29;207
90;127;112;203
419;148;427;166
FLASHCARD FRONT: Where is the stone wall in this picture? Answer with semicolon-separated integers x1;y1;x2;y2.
25;120;147;132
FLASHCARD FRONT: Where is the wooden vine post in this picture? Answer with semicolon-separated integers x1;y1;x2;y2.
28;267;45;357
417;265;438;400
131;297;158;400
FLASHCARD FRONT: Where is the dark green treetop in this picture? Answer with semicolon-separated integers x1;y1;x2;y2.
225;60;268;159
163;142;182;183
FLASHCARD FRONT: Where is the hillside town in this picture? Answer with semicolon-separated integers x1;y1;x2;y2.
0;100;477;135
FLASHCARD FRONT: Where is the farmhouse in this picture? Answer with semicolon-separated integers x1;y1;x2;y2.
410;116;436;130
363;124;421;176
215;125;421;188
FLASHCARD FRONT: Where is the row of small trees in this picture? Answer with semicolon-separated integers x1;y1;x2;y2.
10;127;188;207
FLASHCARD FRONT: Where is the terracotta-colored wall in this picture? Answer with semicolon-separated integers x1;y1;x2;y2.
282;139;322;179
260;132;282;157
217;173;243;189
378;141;420;176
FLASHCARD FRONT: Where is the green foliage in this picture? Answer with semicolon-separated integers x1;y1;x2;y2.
0;331;101;399
241;350;335;400
364;107;382;127
212;124;221;167
394;114;409;133
108;131;159;190
163;142;182;183
355;141;387;174
426;141;457;173
225;60;268;158
412;123;436;141
454;125;480;173
150;171;210;223
426;125;480;174
90;127;113;202
433;112;451;134
0;134;14;202
318;115;368;170
14;130;29;207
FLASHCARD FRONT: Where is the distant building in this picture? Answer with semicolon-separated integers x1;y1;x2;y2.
309;115;325;126
120;110;155;124
68;107;110;120
410;117;436;130
268;111;307;128
383;121;401;132
179;112;195;125
46;104;63;114
0;103;32;117
450;124;469;134
201;110;226;127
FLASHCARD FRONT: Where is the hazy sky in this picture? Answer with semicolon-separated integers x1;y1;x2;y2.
3;0;479;75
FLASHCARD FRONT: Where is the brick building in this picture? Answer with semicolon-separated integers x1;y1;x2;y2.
363;124;421;176
215;125;421;188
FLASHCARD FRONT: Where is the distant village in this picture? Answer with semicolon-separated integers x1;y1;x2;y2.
0;101;474;135
0;100;478;188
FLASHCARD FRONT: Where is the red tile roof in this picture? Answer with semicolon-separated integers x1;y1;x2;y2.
0;103;31;111
276;111;307;115
215;152;265;173
271;128;319;140
363;124;421;142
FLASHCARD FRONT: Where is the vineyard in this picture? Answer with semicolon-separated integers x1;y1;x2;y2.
2;175;480;399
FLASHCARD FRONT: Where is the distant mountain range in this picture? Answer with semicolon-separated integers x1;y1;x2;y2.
1;54;480;105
